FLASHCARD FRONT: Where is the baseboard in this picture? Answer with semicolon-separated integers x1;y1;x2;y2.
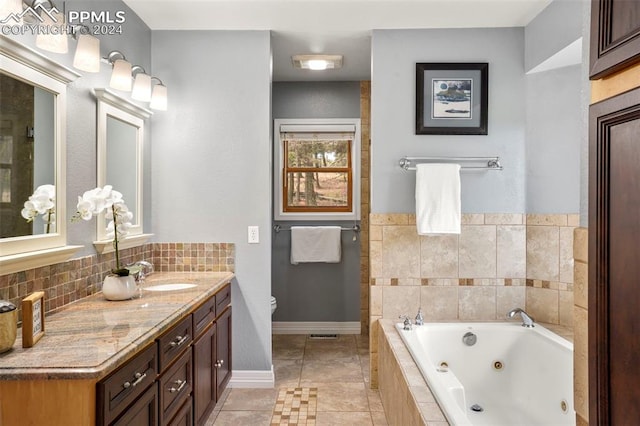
228;366;275;388
272;321;361;334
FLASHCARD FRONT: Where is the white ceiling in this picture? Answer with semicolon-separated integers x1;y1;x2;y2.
122;0;552;81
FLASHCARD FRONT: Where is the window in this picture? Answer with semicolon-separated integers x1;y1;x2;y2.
274;119;360;221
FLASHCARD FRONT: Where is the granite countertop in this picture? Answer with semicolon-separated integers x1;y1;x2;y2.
0;271;234;381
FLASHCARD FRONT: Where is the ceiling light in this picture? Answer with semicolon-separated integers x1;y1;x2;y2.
131;66;152;102
292;55;343;71
73;33;100;73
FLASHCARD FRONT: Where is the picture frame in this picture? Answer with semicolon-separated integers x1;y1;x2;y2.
416;62;489;135
22;291;45;348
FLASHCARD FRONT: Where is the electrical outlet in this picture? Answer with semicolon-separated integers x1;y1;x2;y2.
248;226;260;244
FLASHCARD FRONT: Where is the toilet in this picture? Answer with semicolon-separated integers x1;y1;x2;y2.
270;296;277;315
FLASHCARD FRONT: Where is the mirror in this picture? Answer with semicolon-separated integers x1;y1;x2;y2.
95;89;151;250
0;35;80;263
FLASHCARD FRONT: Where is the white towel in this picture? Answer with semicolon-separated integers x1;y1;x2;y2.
290;226;342;264
415;163;461;235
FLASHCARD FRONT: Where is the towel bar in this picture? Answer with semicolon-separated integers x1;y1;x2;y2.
399;156;503;171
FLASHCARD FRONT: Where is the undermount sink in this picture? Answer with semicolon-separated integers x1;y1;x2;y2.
144;283;197;292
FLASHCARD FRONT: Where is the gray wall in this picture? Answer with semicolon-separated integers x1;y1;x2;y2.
525;65;581;213
371;28;526;214
272;82;361;322
151;31;272;371
8;0;152;254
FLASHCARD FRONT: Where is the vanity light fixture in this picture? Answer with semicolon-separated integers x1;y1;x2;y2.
106;51;132;92
149;77;168;111
34;4;68;54
0;0;24;24
131;66;152;102
72;32;101;73
292;54;343;71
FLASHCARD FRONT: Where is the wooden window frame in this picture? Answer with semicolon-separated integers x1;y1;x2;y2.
282;139;353;213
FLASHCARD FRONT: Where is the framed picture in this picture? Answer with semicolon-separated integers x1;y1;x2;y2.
22;291;45;348
416;62;489;135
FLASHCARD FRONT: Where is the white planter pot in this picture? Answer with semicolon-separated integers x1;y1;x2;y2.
102;274;137;301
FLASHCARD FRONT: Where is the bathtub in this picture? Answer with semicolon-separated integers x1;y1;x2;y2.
396;322;574;426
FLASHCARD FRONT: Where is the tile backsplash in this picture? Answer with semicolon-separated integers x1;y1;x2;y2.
368;212;578;387
0;242;235;324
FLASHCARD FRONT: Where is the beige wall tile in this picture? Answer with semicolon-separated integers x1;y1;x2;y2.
382;286;421;320
420;234;459;278
371;214;410;225
370;241;383;278
459;286;497;320
485;213;524;225
496;286;526;318
370;285;383;316
573;227;588;263
526;214;568;226
560;227;575;283
370;225;383;241
462;214;485;225
420;286;459;320
574;306;589;421
459;225;497;278
525;287;559;324
574;261;588;309
382;226;420;278
527;226;560;281
559;290;574;327
568;214;580;227
497;225;526;278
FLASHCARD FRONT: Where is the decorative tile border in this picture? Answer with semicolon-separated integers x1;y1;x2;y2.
0;242;235;324
271;387;318;426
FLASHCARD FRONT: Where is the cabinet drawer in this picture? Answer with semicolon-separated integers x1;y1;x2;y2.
158;315;193;371
166;395;193;426
214;284;231;315
112;383;159;426
159;347;193;425
192;297;215;337
98;343;158;425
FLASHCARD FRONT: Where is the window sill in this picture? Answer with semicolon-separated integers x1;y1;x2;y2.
93;234;153;254
0;245;84;276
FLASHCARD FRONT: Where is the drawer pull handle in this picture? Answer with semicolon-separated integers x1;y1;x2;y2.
169;335;189;348
123;372;147;389
168;379;187;394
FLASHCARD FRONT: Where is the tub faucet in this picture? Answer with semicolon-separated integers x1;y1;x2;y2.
399;315;413;330
415;308;424;326
507;308;535;328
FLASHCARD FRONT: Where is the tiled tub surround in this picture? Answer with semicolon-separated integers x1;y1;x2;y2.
573;227;588;426
0;242;235;324
369;213;578;388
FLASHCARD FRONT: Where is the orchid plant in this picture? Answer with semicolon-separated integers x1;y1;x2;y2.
21;184;56;233
72;185;133;276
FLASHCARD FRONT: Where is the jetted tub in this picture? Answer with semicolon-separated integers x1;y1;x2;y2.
396;322;575;426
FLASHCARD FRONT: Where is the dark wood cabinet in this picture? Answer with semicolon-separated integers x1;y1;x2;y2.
112;384;159;426
159;347;193;425
193;322;216;425
589;85;640;425
215;307;232;395
590;0;640;79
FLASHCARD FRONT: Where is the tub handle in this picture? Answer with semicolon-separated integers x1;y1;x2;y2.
399;315;412;330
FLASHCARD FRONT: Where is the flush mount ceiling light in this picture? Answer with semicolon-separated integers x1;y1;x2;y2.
292;55;343;71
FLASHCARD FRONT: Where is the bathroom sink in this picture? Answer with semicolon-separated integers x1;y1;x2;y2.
144;283;197;292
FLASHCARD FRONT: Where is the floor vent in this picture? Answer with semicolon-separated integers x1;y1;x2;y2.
309;334;337;339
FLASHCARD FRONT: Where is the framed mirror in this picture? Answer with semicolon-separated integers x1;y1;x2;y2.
0;36;81;273
94;89;152;253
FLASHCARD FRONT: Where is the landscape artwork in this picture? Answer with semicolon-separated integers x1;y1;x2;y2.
431;79;472;119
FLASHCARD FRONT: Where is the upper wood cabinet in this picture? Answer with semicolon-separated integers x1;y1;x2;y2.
590;0;640;79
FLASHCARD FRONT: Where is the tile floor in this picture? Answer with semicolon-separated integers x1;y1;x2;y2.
205;334;388;425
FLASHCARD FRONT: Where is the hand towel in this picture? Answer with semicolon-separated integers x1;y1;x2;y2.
415;163;461;235
290;226;342;264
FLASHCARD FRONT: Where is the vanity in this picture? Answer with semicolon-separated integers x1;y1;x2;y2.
0;271;233;426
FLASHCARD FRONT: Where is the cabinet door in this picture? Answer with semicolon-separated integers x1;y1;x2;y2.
166;397;193;426
589;86;640;424
193;322;216;426
216;307;232;395
112;383;159;426
590;0;640;79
